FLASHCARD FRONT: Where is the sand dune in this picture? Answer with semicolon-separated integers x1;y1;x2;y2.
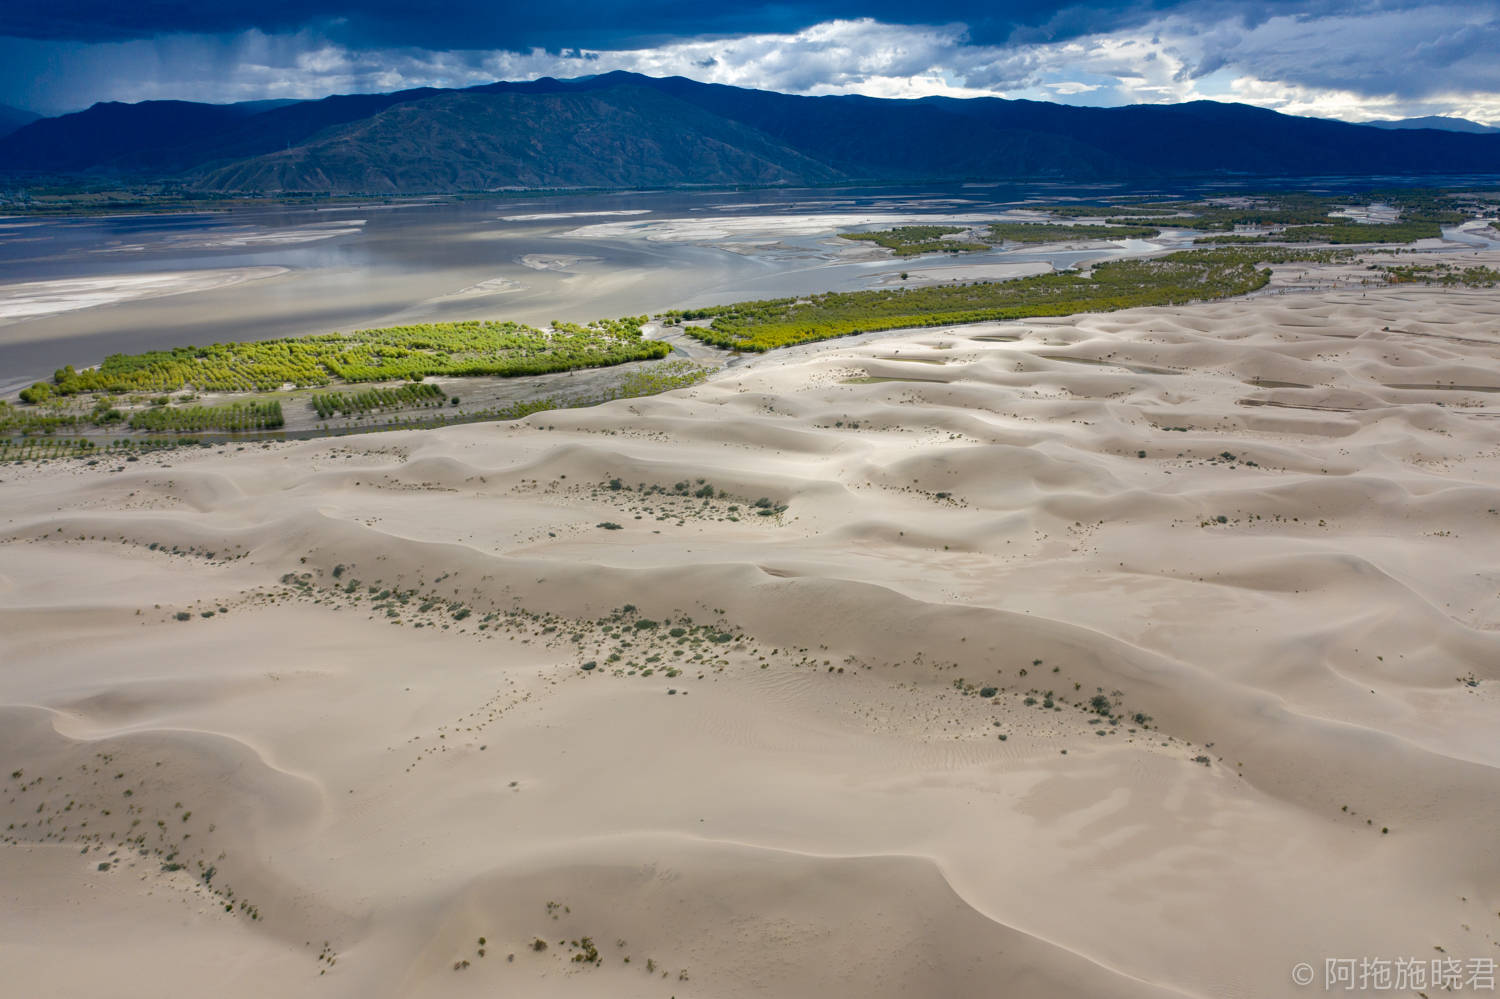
3;258;1500;996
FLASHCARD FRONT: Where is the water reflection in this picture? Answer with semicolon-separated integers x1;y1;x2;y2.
3;180;1490;390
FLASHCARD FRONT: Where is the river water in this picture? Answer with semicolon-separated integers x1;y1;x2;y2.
0;184;1215;391
2;178;1491;393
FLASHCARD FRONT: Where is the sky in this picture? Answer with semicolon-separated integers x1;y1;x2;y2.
1;1;1497;125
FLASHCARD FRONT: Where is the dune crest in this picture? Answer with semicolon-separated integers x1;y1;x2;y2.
3;265;1499;997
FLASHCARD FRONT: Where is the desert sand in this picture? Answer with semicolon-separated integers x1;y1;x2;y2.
2;252;1499;998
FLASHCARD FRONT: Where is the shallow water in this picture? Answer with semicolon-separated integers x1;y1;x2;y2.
0;184;1203;391
4;178;1492;392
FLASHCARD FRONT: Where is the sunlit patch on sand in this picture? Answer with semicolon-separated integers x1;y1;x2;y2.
559;212;1008;243
500;209;651;221
93;220;364;252
0;267;289;324
448;277;526;297
519;253;598;271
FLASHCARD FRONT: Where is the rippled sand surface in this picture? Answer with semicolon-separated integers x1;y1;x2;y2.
3;262;1499;997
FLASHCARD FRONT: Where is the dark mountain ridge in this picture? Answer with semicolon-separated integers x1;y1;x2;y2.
0;103;41;140
2;72;1496;193
1366;116;1498;135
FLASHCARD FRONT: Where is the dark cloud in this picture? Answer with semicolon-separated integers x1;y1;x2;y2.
4;1;1493;88
0;0;1496;122
0;1;1235;48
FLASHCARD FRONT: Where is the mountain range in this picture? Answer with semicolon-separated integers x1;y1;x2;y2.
2;72;1497;193
1366;116;1498;135
0;104;41;140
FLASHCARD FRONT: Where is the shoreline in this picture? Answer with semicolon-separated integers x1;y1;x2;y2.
6;171;1500;219
5;243;1495;453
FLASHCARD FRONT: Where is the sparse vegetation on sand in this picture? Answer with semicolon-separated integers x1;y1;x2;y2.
578;476;789;525
1200;220;1441;245
839;221;1159;259
243;568;1201;763
1028;202;1182;218
1376;262;1500;287
1;751;263;926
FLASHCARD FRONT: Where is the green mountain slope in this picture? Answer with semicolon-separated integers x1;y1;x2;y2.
193;87;843;193
6;72;1500;192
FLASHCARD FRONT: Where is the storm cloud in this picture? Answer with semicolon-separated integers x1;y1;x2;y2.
1;0;1495;124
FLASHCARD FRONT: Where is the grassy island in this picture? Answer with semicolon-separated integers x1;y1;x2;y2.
20;317;664;401
985;222;1161;243
833;191;1487;260
839;221;1161;258
840;225;992;256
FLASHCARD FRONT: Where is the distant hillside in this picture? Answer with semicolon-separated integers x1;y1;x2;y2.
196;89;842;193
2;72;1499;193
0;104;40;140
1365;116;1499;135
0;91;441;174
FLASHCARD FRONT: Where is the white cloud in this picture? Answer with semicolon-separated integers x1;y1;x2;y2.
6;9;1497;126
1046;81;1101;95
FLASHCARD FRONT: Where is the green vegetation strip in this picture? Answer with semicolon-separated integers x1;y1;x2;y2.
21;317;665;399
128;401;284;433
840;221;1161;258
1034;203;1182;218
313;382;446;418
1201;221;1441;245
664;249;1277;352
841;225;991;256
0;400;88;436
